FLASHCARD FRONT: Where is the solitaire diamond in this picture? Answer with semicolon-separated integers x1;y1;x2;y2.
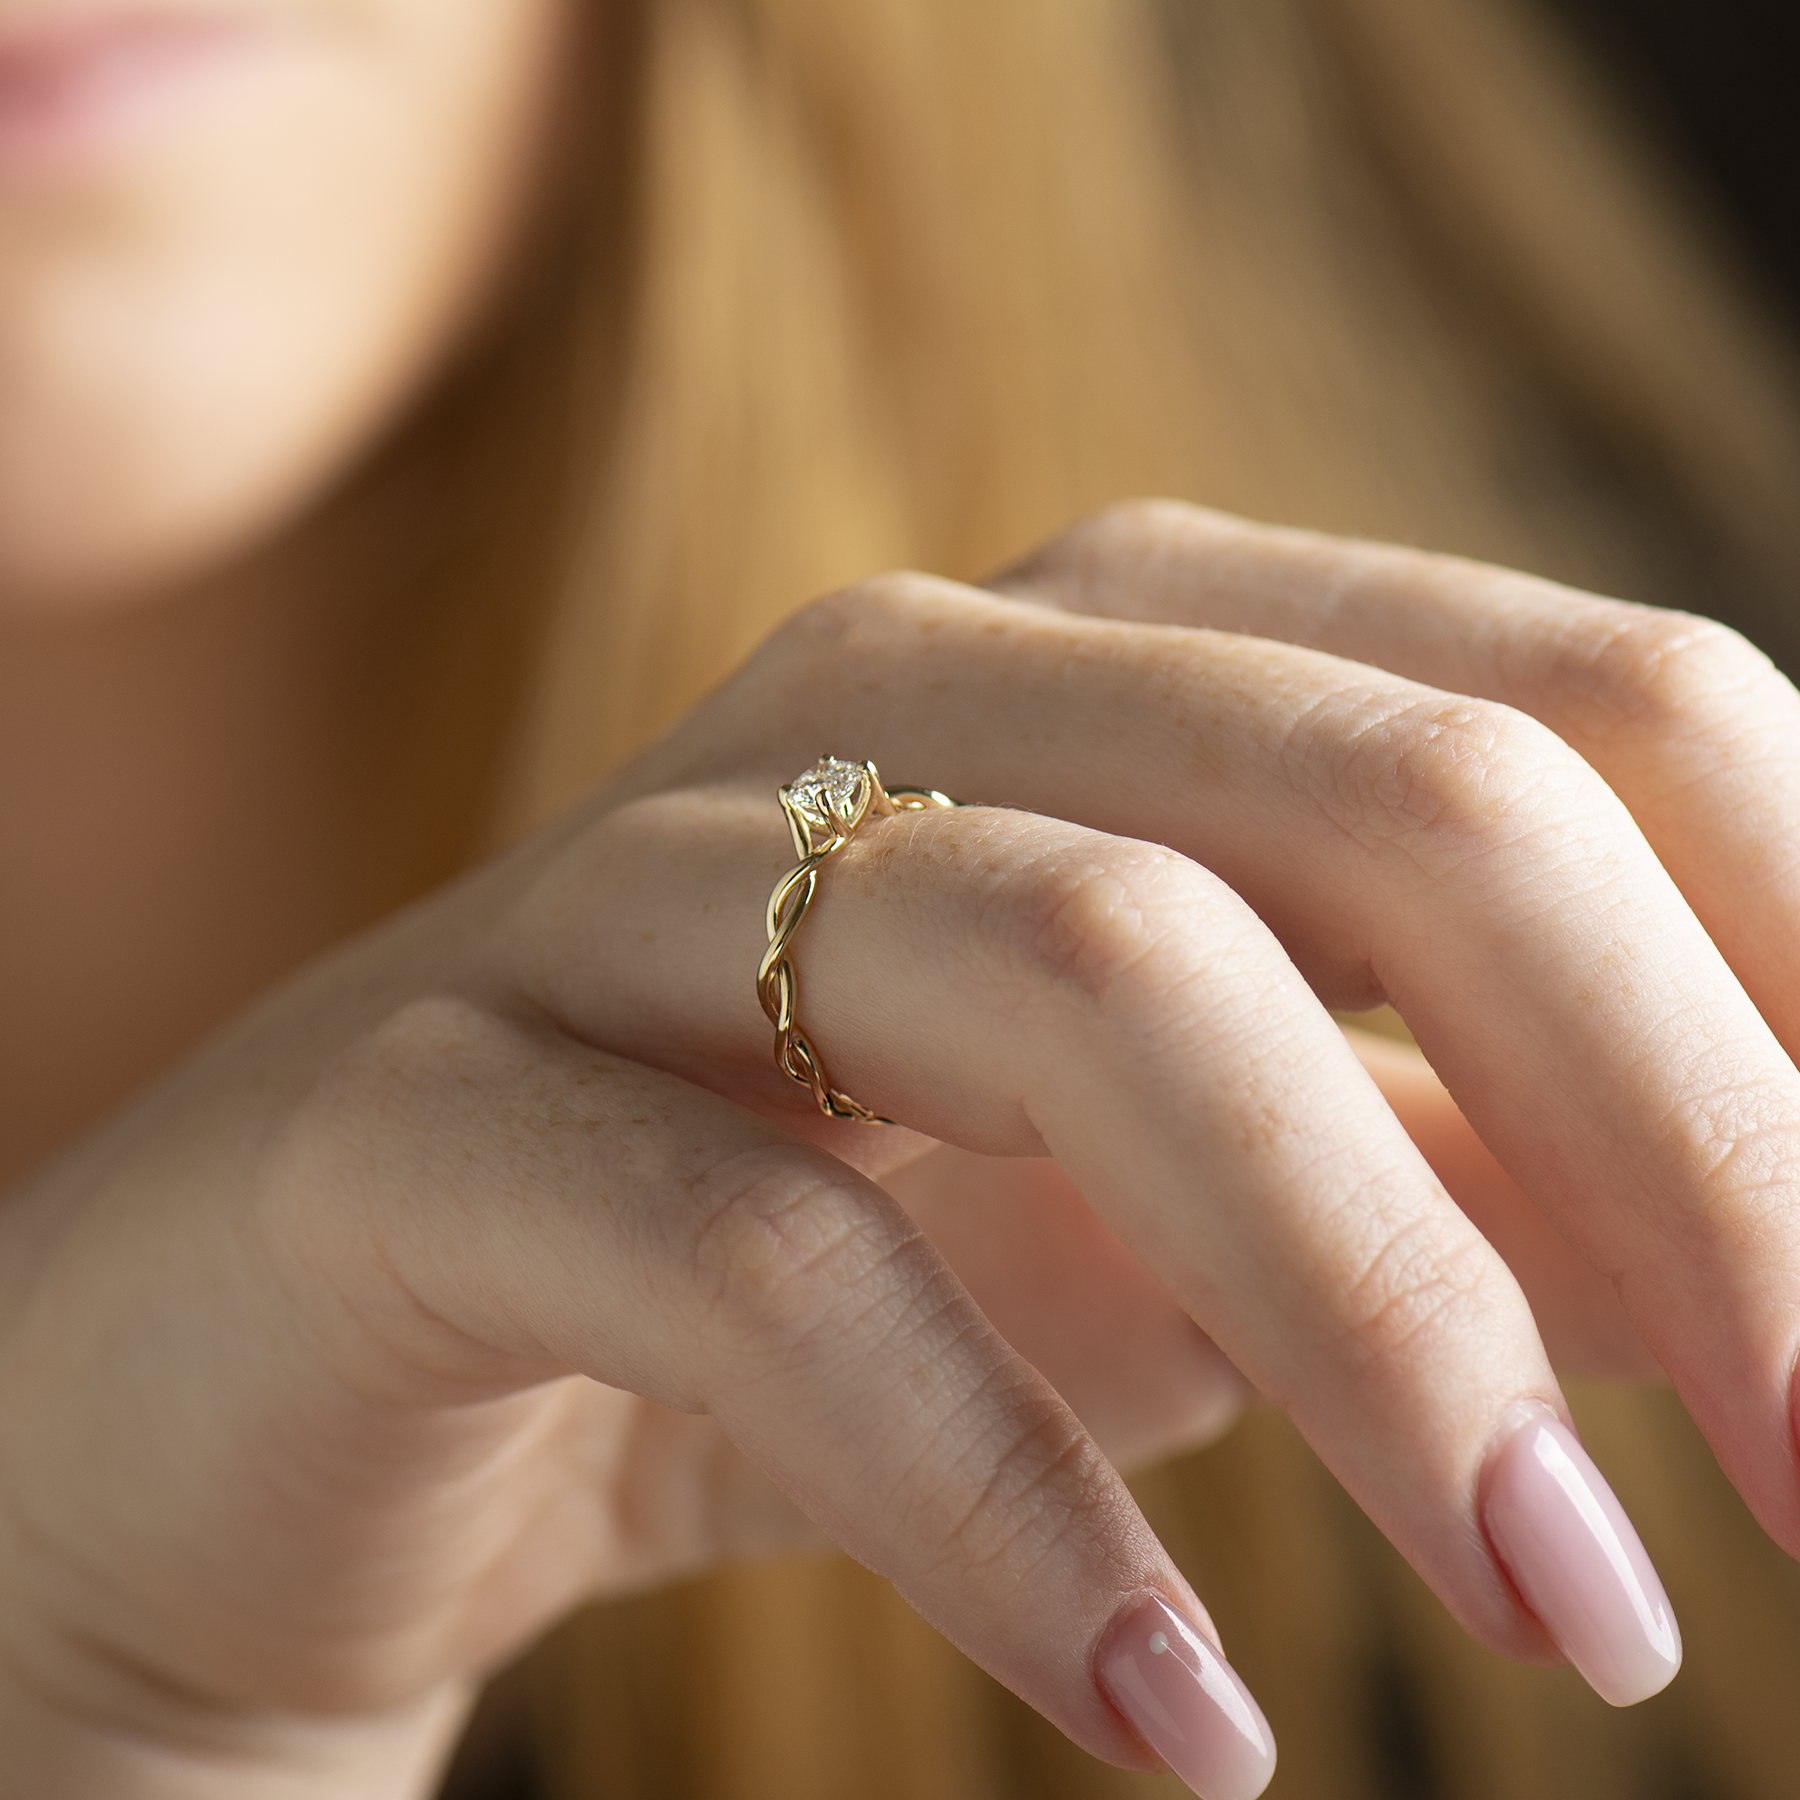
787;757;867;829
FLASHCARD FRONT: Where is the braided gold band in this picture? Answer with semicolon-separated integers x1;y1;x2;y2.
757;756;961;1121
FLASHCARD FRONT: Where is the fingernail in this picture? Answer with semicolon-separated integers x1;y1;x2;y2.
1482;1414;1680;1705
1096;1593;1275;1800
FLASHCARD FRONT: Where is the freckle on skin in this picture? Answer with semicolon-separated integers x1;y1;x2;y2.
1239;1102;1285;1153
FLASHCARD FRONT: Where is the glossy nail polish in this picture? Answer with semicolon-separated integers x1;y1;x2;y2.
1483;1415;1680;1705
1096;1593;1275;1800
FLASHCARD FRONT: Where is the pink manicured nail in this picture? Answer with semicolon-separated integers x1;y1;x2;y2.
1483;1415;1680;1705
1096;1593;1275;1800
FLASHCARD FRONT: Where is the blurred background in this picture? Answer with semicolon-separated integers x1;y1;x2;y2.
1554;0;1800;359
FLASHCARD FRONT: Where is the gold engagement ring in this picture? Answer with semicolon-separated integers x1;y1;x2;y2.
756;756;962;1121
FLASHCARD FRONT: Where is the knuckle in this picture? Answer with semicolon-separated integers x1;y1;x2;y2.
781;571;949;651
922;1398;1115;1582
1003;841;1253;1007
1062;495;1199;554
1007;497;1206;589
684;1146;918;1372
1645;1083;1800;1251
267;995;536;1316
1331;1210;1499;1368
260;993;514;1331
1325;694;1596;868
1547;607;1778;739
290;992;503;1168
759;572;973;701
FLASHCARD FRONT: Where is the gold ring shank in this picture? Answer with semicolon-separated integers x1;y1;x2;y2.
756;757;962;1121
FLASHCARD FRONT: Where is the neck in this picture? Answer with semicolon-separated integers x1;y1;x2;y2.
0;526;396;1186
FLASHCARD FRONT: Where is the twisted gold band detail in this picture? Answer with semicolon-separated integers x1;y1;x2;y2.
756;757;962;1121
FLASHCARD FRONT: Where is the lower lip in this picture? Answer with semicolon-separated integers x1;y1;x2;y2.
0;11;272;180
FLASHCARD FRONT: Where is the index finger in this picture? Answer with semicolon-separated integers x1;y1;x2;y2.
286;1000;1278;1799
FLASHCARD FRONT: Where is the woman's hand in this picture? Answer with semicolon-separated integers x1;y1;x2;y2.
5;501;1797;1799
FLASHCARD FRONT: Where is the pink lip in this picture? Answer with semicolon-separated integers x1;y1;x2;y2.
0;7;271;179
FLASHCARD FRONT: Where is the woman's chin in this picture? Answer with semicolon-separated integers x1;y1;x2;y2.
0;508;254;621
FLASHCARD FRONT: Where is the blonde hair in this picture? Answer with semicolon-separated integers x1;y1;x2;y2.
354;2;1800;1791
348;0;1800;914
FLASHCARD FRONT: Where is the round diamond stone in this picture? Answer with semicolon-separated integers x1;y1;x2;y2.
788;757;867;828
